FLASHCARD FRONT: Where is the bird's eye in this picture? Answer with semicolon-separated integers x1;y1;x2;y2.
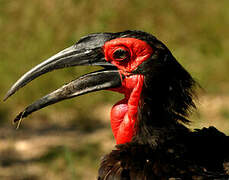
112;48;129;61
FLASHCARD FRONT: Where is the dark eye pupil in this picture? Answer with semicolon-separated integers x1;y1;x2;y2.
113;49;128;60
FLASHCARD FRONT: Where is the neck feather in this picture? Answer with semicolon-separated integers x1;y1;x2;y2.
134;57;198;145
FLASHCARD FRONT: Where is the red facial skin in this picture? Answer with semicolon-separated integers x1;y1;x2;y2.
103;38;153;144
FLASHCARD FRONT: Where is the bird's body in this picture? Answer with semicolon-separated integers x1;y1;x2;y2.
99;127;229;180
5;30;229;180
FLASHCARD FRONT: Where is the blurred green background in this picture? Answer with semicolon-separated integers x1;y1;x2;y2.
0;0;228;179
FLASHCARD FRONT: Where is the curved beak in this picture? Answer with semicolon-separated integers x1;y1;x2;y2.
4;35;122;122
4;45;115;101
13;69;121;122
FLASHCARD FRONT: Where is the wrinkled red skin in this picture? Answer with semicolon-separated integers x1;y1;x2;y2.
103;38;153;144
109;75;144;144
103;38;153;74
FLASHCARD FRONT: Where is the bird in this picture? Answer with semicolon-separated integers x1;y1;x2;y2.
4;30;229;180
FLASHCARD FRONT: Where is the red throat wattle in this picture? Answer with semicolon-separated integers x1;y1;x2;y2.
109;74;144;144
103;37;153;144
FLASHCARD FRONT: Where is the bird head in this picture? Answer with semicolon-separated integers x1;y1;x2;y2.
4;30;197;144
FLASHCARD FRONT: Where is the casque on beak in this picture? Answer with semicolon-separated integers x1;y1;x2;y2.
4;33;122;122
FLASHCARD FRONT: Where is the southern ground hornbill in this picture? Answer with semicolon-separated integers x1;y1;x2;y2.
4;30;229;179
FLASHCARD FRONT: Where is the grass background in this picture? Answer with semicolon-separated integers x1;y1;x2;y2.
0;0;228;179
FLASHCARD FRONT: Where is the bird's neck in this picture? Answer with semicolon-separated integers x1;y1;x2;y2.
109;59;196;145
134;93;188;146
133;70;196;145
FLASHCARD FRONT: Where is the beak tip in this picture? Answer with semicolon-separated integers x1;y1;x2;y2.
3;91;13;102
14;111;24;123
3;95;9;102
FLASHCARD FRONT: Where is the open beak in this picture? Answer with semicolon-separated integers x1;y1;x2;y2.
4;35;122;122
